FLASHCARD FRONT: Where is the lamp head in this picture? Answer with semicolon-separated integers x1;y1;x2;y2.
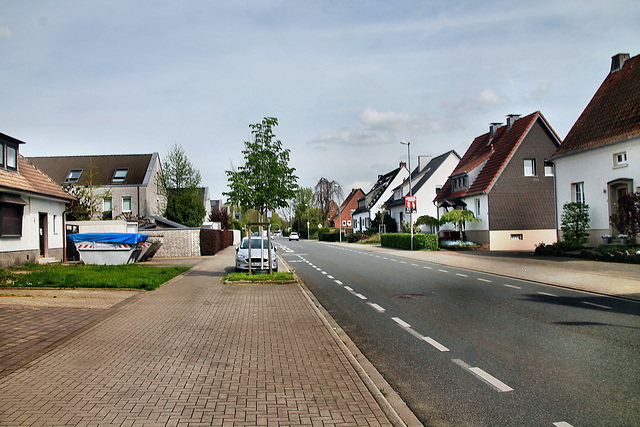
400;140;410;146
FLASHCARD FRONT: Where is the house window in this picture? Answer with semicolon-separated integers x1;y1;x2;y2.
510;234;524;241
0;204;23;237
342;221;347;227
112;168;129;183
53;215;58;234
394;189;403;200
572;182;585;204
474;199;481;216
436;185;442;195
451;175;469;191
65;169;83;183
122;196;132;212
523;159;536;177
0;143;4;168
544;160;554;177
613;151;628;167
103;198;113;219
5;144;17;171
347;220;352;226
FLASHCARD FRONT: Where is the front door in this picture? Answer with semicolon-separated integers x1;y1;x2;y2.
39;213;47;257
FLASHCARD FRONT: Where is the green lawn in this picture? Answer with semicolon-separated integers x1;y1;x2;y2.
224;272;296;284
0;263;191;290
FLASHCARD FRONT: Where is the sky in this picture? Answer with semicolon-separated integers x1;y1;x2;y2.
1;0;638;203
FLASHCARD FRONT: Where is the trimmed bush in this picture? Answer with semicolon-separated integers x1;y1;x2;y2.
318;228;346;242
200;229;234;256
380;233;439;251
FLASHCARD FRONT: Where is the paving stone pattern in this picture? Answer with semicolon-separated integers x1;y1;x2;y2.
0;262;392;426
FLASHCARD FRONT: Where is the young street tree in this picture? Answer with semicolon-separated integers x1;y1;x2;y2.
224;117;298;220
314;177;343;227
157;143;205;227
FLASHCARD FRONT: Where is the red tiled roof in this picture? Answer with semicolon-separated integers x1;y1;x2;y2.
553;54;640;158
0;155;75;201
435;112;559;201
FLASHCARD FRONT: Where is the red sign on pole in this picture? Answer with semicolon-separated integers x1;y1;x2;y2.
405;196;417;213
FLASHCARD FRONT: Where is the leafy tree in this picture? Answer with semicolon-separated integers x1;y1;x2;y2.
164;193;206;228
157;143;205;227
314;178;343;226
208;207;231;230
63;162;113;221
560;202;590;248
416;215;440;227
224;117;298;221
439;209;480;240
610;192;640;237
371;210;398;233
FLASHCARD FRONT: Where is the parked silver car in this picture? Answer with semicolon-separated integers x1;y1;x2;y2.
235;237;278;272
289;232;299;241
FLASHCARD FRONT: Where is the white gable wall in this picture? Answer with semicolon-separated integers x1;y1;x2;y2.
554;137;639;246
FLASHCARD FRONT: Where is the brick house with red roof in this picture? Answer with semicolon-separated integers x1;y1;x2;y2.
434;112;561;250
0;132;75;267
551;53;640;246
328;188;365;230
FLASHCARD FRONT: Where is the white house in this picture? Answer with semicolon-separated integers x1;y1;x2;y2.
352;162;409;233
552;53;640;246
385;151;460;233
0;133;75;267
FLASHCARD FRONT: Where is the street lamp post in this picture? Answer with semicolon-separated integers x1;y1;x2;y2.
400;140;413;251
307;204;310;240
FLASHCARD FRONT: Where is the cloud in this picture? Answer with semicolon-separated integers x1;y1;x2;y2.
443;88;508;112
310;127;392;146
359;108;417;130
0;18;11;40
524;83;551;101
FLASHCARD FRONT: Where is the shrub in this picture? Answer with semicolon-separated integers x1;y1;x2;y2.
380;233;439;251
561;202;590;248
200;229;234;256
318;228;346;242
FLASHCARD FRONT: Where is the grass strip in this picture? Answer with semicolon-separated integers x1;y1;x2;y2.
224;272;295;284
0;264;190;290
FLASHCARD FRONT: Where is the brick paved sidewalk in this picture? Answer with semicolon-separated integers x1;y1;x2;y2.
0;251;398;426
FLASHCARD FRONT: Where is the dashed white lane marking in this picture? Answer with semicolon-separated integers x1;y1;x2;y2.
422;336;450;352
456;273;468;277
367;303;386;313
438;269;448;273
504;284;522;289
344;286;353;291
321;271;327;275
411;263;418;267
477;278;492;283
424;266;432;270
452;359;514;393
327;275;334;279
400;261;407;264
315;267;322;271
355;293;367;300
538;292;556;297
582;301;612;310
553;422;574;427
335;280;343;285
392;317;411;328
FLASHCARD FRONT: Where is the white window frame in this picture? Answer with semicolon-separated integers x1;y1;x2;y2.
65;169;83;183
544;161;554;177
474;199;481;216
523;159;536;177
613;151;628;168
572;182;585;204
112;168;129;183
122;196;132;213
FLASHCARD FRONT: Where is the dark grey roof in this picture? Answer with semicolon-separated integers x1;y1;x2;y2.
353;166;403;215
28;153;159;187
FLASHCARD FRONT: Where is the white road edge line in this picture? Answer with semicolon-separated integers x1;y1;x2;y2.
423;337;450;352
392;317;411;328
582;301;612;310
452;359;513;393
367;303;386;313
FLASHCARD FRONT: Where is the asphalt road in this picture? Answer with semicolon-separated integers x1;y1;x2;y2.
275;238;640;426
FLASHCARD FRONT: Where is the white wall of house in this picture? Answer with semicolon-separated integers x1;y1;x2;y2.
554;137;639;245
0;195;66;253
463;194;490;232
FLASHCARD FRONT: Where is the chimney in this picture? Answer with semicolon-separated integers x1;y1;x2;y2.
418;155;433;172
489;122;502;138
506;114;520;130
399;161;407;169
611;53;630;73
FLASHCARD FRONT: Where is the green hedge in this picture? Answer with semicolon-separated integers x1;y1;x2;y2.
380;233;439;251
